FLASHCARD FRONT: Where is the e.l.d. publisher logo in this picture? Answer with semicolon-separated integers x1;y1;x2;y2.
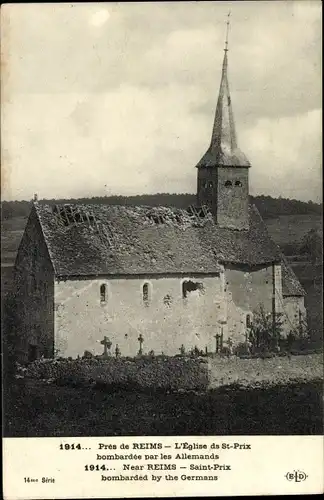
285;470;308;482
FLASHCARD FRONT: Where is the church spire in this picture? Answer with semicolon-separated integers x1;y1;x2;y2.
210;11;238;155
196;13;250;230
196;13;250;168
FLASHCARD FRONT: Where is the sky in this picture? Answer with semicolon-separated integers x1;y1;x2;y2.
1;1;322;202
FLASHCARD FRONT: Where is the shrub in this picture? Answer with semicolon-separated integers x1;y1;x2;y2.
179;344;186;356
234;342;250;357
249;305;284;353
189;346;204;357
23;356;210;392
220;346;231;356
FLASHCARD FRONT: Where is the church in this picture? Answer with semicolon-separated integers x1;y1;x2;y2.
13;35;306;362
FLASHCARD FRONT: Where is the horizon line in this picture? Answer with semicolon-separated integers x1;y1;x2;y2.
1;193;322;205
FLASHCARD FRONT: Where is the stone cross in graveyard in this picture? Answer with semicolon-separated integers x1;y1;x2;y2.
138;334;144;355
101;336;112;357
214;330;223;353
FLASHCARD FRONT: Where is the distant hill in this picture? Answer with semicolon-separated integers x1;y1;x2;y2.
1;194;322;221
300;228;323;264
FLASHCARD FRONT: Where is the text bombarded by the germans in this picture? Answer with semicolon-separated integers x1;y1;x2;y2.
55;440;253;483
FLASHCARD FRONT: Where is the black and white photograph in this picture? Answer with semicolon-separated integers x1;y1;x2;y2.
2;0;322;450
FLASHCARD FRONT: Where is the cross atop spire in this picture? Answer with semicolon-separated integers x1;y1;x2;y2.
224;10;231;53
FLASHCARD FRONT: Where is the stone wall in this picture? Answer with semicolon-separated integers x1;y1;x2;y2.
197;166;218;215
54;274;224;358
217;167;249;230
13;206;55;362
24;356;210;392
22;353;323;392
197;166;249;230
224;263;276;342
208;352;323;388
54;262;286;358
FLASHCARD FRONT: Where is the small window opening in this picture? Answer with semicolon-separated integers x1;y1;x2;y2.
246;314;252;328
163;294;173;307
143;283;151;306
235;180;242;187
182;280;205;299
100;284;107;303
225;181;232;187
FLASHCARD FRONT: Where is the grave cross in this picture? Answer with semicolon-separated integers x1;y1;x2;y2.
100;336;112;358
214;333;221;354
138;334;144;355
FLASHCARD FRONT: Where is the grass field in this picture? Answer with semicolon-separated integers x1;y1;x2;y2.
4;377;323;437
265;214;322;246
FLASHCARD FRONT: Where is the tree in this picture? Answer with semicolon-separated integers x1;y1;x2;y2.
299;228;322;264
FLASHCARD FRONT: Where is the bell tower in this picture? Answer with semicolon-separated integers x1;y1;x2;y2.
196;14;251;230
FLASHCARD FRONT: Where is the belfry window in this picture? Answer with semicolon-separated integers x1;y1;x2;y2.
100;284;107;303
224;181;232;187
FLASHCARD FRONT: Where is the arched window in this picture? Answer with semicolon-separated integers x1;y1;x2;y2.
235;180;242;187
143;282;151;306
224;180;232;187
100;284;107;303
246;314;252;328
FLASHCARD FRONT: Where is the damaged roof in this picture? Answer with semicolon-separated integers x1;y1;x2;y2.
196;50;250;169
32;202;285;277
